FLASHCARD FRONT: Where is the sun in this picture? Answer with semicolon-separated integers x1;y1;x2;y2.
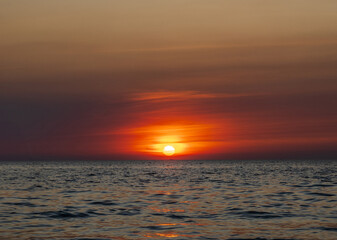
163;145;175;156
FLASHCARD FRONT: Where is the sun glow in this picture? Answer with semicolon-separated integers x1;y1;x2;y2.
122;121;222;158
120;114;225;157
163;145;175;156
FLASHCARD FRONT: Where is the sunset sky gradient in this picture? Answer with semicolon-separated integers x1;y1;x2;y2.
1;0;337;160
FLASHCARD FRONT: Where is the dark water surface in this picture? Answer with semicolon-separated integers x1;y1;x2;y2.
0;160;336;240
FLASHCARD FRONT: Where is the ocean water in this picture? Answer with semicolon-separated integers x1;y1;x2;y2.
0;160;336;240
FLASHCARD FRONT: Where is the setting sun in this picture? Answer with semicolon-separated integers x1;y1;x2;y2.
163;145;175;156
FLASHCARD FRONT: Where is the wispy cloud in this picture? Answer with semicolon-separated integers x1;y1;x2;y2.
105;40;337;54
130;90;263;102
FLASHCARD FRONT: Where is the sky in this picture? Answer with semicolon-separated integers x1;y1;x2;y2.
1;0;337;160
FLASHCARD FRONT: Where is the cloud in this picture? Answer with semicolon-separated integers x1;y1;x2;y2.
130;90;263;102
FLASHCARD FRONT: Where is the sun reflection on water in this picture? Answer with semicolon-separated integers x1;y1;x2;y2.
144;232;201;238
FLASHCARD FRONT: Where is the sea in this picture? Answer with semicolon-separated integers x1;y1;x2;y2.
0;160;336;240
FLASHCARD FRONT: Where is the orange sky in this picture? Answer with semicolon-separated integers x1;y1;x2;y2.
1;1;337;160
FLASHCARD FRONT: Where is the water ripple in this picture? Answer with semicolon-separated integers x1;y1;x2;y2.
0;160;336;240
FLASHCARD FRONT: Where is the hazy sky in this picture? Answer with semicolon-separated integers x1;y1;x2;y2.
1;0;337;160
